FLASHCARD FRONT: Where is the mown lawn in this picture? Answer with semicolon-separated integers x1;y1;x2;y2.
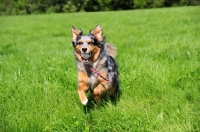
0;6;200;131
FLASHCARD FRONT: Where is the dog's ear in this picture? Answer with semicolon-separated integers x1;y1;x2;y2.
71;26;83;42
90;25;103;41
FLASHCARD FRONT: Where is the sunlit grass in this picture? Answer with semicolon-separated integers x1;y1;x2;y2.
0;6;200;131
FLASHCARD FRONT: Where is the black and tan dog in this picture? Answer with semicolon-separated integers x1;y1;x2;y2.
71;25;120;105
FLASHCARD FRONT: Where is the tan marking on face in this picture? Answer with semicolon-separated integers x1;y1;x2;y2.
75;45;82;61
86;39;92;43
79;39;84;43
89;45;100;62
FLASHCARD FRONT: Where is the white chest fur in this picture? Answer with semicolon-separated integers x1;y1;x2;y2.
90;75;98;90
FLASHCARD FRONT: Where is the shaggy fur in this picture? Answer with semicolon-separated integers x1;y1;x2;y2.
71;25;120;105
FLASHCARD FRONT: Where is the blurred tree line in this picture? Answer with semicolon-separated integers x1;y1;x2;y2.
0;0;199;15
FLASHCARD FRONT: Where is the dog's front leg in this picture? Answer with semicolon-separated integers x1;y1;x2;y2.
93;81;110;102
93;71;112;102
77;71;89;105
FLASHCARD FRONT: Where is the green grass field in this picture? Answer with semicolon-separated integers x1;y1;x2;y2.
0;6;200;131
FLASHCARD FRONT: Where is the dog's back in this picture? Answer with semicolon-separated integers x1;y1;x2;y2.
106;44;117;58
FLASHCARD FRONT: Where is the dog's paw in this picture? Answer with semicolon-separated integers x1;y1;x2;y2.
82;99;88;105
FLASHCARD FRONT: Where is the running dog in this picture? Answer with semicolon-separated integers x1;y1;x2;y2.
71;25;120;105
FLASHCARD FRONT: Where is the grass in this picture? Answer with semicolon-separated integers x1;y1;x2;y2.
0;6;200;131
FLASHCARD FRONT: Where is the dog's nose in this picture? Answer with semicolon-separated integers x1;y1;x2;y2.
82;48;87;52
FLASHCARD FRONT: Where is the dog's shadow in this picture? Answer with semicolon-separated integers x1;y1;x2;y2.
83;91;121;114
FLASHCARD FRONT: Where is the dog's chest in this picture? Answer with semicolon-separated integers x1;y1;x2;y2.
89;75;98;90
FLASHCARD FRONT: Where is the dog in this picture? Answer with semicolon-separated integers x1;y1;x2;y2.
71;25;120;105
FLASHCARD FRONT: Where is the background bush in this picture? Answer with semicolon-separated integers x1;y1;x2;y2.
0;0;200;15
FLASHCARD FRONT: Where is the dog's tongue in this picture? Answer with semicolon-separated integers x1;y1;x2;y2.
82;59;89;63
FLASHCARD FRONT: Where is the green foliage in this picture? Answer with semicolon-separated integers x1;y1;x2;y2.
0;6;200;131
146;0;165;8
62;1;77;13
84;0;104;11
134;0;147;8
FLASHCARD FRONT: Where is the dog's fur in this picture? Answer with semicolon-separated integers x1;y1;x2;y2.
71;25;120;105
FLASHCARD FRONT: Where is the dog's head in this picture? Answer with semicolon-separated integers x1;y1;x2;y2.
71;25;105;63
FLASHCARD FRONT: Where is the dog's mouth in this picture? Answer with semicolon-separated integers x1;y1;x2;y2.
81;52;92;63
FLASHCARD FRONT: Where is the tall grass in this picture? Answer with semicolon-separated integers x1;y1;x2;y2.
0;6;200;131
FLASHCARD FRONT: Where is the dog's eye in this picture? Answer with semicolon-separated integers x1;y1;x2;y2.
77;42;83;45
88;42;94;45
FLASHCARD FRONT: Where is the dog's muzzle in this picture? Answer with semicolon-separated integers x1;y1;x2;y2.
81;52;92;63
